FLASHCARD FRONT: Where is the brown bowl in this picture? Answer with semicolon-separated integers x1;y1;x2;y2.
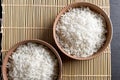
2;39;62;80
53;2;113;60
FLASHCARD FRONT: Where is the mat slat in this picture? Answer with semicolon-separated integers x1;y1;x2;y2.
2;0;111;80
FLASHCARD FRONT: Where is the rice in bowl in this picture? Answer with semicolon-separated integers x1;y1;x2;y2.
56;7;107;57
6;42;60;80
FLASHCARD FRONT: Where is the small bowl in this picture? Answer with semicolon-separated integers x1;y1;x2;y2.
2;39;62;80
53;2;113;60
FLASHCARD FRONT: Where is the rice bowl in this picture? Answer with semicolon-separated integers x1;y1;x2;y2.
53;2;112;60
2;40;62;80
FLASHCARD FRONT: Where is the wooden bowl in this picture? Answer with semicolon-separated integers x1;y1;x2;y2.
53;2;113;60
2;39;62;80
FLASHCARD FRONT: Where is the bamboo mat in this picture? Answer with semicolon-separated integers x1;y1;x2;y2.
2;0;111;80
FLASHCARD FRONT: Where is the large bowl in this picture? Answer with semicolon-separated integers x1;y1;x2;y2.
2;39;62;80
53;2;113;60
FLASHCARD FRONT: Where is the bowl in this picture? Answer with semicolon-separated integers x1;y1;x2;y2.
2;39;62;80
53;2;112;60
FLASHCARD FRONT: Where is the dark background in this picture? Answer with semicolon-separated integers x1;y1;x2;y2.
0;0;2;80
0;0;120;80
110;0;120;80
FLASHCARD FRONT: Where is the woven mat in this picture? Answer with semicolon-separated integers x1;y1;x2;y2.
2;0;111;80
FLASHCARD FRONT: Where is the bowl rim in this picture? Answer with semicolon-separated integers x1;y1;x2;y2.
53;2;113;60
2;39;62;80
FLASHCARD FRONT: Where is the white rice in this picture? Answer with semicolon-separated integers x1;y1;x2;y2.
8;43;58;80
56;7;106;57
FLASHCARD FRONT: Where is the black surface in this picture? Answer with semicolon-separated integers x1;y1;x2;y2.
0;33;2;80
0;0;1;18
110;0;120;80
0;0;2;79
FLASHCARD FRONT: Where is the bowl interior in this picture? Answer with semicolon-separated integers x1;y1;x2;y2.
53;2;112;60
2;40;62;80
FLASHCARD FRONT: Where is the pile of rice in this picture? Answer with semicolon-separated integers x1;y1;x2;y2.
56;7;106;57
8;43;58;80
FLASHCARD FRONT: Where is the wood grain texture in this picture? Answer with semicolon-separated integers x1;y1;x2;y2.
2;0;111;80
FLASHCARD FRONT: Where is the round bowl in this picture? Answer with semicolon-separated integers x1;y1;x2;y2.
2;39;62;80
53;2;113;60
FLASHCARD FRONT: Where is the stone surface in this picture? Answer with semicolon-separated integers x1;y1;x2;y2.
110;0;120;80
